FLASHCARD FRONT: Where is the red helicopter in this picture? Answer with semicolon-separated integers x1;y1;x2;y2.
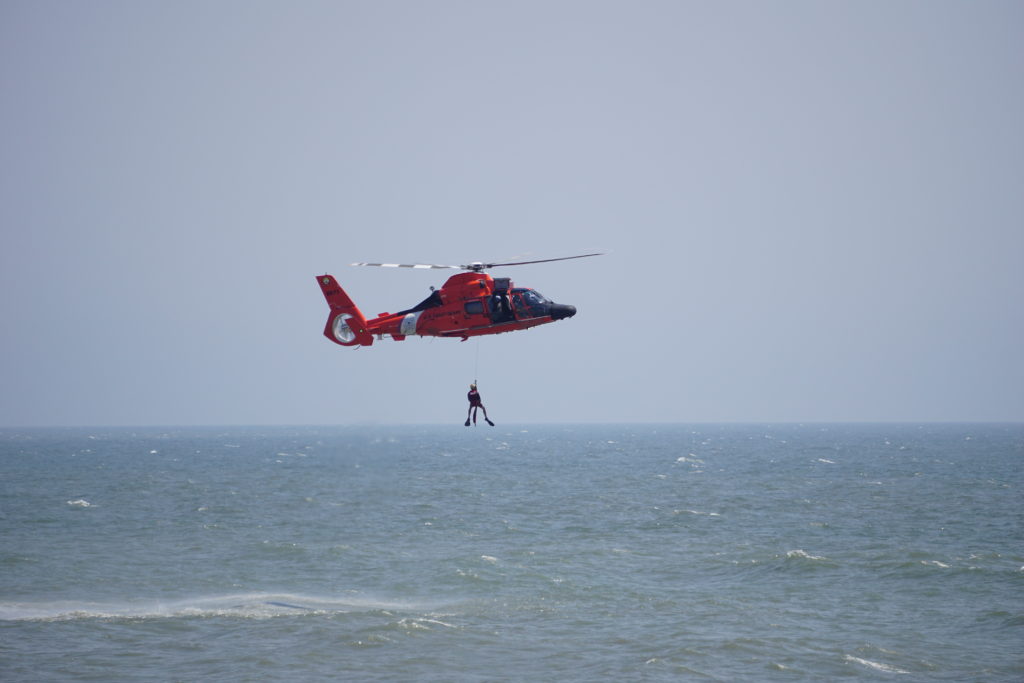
316;253;601;347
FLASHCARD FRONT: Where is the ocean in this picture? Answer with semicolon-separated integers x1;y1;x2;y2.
1;423;1021;681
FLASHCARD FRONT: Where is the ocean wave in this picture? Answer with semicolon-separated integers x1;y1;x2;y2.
0;592;445;622
785;549;829;562
920;559;950;569
867;555;981;577
396;616;457;630
673;509;721;517
718;550;840;581
844;654;911;674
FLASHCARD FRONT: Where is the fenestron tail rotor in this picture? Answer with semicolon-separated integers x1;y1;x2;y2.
351;252;604;273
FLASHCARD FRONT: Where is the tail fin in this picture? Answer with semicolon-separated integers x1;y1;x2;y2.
316;275;374;346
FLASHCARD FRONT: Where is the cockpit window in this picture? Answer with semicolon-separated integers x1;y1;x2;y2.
517;289;549;306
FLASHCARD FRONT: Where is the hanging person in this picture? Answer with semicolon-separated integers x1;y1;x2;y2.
465;383;495;427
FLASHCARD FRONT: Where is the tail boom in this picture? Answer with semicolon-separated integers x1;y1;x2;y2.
317;275;374;346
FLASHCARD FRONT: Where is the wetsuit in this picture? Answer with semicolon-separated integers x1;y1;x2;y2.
466;388;493;426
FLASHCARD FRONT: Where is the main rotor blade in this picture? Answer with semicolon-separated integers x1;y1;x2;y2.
351;252;605;273
479;252;605;269
350;262;460;269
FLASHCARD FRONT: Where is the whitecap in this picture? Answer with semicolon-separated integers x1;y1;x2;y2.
398;618;431;630
480;555;498;564
817;458;836;464
0;592;445;622
786;549;827;561
844;654;910;674
674;509;721;517
66;499;92;508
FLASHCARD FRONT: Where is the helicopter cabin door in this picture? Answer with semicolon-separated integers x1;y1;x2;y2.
489;278;515;323
511;291;529;318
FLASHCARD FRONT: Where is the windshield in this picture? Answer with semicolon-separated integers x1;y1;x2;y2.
518;289;549;306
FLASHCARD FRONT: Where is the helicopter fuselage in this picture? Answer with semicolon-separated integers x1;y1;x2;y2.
317;271;577;347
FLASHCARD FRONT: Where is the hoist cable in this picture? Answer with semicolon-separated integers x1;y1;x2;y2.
473;337;480;385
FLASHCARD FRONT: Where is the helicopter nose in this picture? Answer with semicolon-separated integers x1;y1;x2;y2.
549;303;576;320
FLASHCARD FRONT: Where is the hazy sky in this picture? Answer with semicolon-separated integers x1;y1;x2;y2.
2;1;1022;426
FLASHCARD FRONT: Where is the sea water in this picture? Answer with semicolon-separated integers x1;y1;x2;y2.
1;424;1021;681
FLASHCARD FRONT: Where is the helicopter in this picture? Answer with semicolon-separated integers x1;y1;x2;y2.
316;253;602;347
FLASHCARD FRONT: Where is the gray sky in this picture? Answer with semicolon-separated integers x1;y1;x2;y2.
2;1;1021;426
